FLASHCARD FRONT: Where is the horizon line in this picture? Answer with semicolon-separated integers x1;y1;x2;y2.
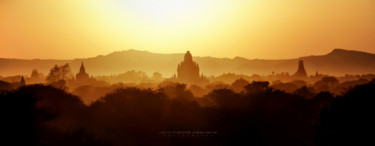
0;48;363;61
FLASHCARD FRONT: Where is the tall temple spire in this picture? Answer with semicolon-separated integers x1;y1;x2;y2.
76;62;89;81
183;51;193;62
293;60;308;78
177;51;200;84
20;76;26;86
79;62;86;74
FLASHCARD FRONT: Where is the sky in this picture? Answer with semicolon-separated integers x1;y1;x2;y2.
1;0;374;59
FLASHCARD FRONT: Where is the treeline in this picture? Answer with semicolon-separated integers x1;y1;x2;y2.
1;79;375;145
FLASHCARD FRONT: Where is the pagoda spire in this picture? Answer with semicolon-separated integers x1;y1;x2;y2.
293;60;308;78
79;61;86;74
20;76;26;86
76;61;89;80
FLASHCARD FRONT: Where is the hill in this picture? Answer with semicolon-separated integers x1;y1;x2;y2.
1;49;375;77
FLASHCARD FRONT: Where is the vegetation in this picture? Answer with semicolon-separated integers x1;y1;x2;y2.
1;79;374;145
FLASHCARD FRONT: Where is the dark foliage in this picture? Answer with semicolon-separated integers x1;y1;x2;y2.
1;85;109;145
315;82;375;145
1;81;374;145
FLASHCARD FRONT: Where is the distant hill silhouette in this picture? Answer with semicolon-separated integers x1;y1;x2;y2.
1;49;375;77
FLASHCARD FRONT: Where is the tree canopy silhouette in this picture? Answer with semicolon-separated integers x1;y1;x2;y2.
46;63;73;88
1;78;375;145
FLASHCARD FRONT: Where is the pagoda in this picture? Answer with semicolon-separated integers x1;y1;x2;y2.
293;60;308;79
76;62;89;81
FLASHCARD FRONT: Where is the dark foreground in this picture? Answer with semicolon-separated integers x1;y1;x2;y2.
1;80;375;146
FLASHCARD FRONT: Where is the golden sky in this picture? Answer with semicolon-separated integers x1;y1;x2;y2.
1;0;374;59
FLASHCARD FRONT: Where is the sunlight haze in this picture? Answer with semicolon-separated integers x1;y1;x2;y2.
1;0;374;59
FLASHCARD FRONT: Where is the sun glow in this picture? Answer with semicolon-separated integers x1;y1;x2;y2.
1;0;375;59
94;0;215;28
126;0;197;24
88;0;238;54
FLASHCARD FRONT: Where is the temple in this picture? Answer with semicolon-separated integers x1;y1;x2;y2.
20;76;25;86
76;62;89;81
176;51;207;84
293;60;308;79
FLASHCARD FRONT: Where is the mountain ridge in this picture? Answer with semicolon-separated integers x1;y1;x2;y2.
1;49;375;77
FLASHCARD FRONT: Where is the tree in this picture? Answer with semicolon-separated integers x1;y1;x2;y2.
46;63;73;84
315;82;375;145
46;65;60;83
152;72;163;82
244;81;270;94
61;63;72;80
230;78;249;93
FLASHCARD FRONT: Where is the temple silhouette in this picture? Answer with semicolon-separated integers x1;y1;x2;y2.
20;76;25;86
293;60;308;79
175;51;208;84
76;62;89;81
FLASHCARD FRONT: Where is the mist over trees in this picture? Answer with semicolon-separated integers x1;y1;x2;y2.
46;63;73;83
1;50;375;145
1;77;375;145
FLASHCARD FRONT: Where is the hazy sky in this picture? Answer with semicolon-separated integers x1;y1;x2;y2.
1;0;374;59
